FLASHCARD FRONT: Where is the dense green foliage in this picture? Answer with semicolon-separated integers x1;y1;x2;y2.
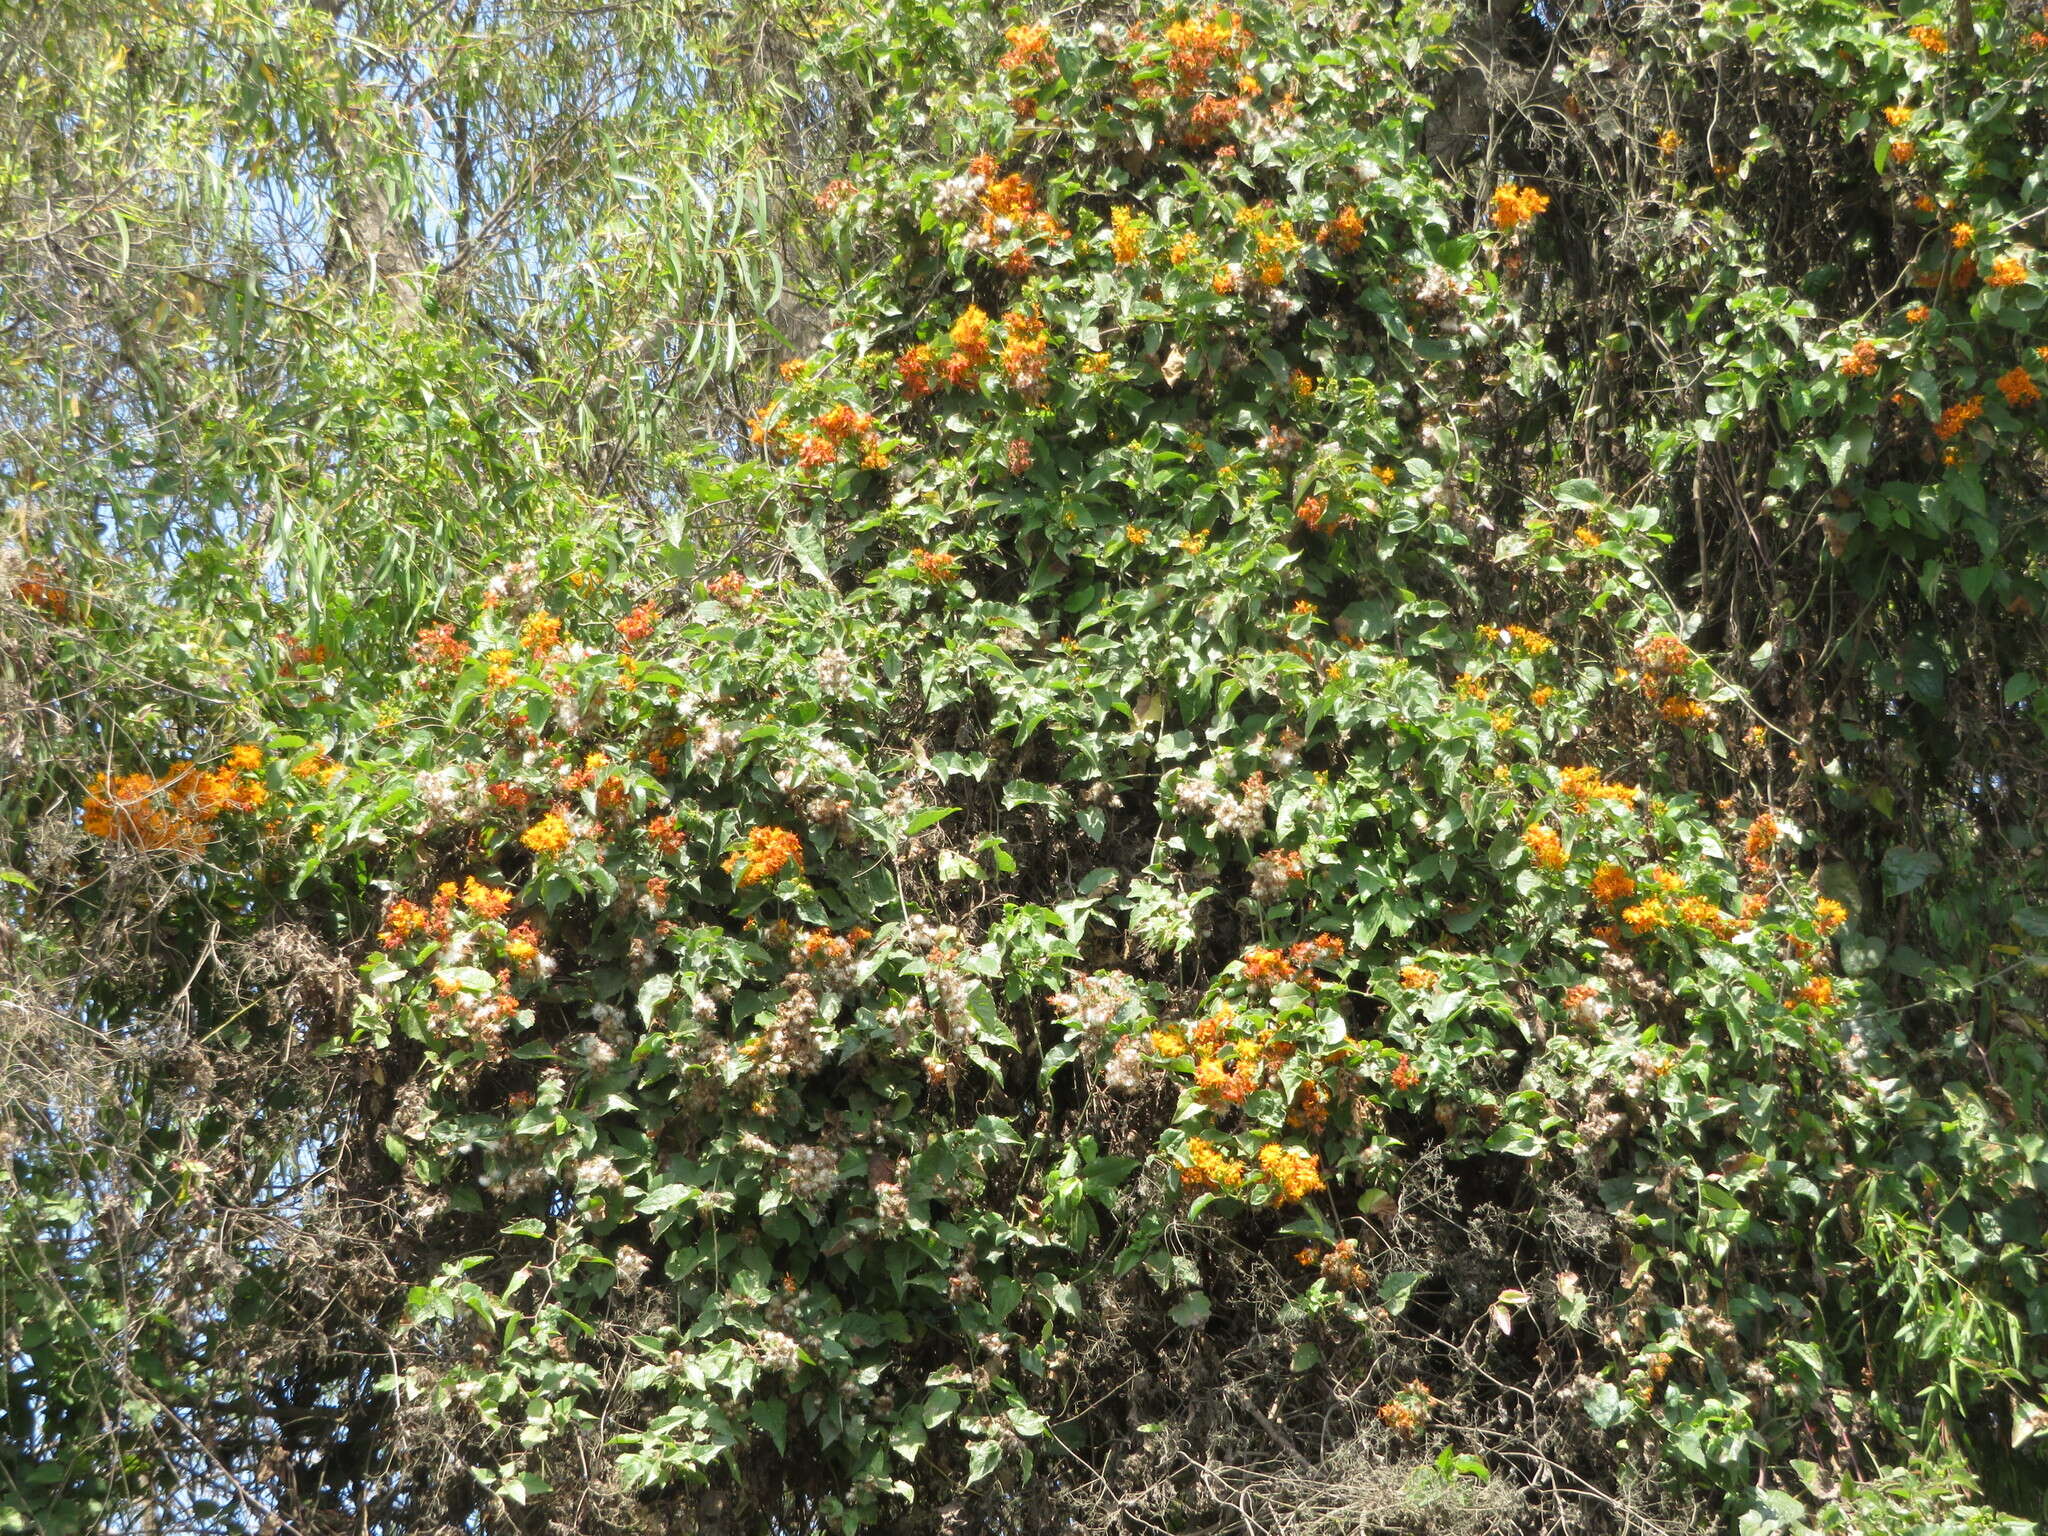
8;1;2048;1533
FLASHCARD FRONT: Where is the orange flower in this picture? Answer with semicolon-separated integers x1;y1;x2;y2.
1319;205;1366;252
518;611;562;657
1840;340;1880;379
910;548;959;583
522;811;573;857
1933;395;1984;440
1987;254;2029;288
1523;824;1567;872
1257;1143;1325;1204
1793;974;1835;1008
1559;766;1640;810
1621;897;1668;935
1398;963;1440;991
1908;23;1947;51
1997;367;2040;408
462;877;514;921
1590;863;1636;907
614;601;660;644
724;825;804;888
1109;207;1144;265
1659;694;1708;727
998;21;1051;72
1178;1136;1247;1191
1490;183;1550;231
1634;633;1692;676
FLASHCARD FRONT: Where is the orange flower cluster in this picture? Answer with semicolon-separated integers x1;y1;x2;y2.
1390;1053;1422;1091
1559;765;1641;810
897;344;937;399
1109;207;1145;264
522;811;574;857
1185;93;1245;146
1163;8;1251;90
1908;23;1948;51
1000;310;1051;397
1397;963;1439;991
998;21;1052;72
1590;863;1636;907
1257;1143;1325;1203
1296;494;1330;532
910;548;960;583
1676;894;1738;940
13;564;71;618
1815;897;1848;934
1840;340;1880;379
708;571;753;608
1378;1380;1439;1439
1178;1135;1248;1190
1319;205;1365;252
503;922;542;969
1503;624;1552;655
966;163;1067;273
647;813;686;854
1793;974;1835;1008
1622;897;1668;934
724;825;804;887
917;303;991;394
83;753;268;853
1933;395;1983;441
1997;367;2040;408
379;897;434;949
1240;933;1345;990
1490;184;1550;231
797;403;887;471
1634;633;1692;676
614;601;660;644
489;780;531;812
1988;254;2030;288
1523;823;1567;871
290;751;343;785
1659;693;1709;727
1743;811;1779;872
519;611;562;657
461;877;515;921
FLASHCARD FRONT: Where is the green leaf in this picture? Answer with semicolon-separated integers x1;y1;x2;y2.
1880;847;1940;898
1377;1271;1424;1315
966;1438;1003;1484
1169;1292;1211;1327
